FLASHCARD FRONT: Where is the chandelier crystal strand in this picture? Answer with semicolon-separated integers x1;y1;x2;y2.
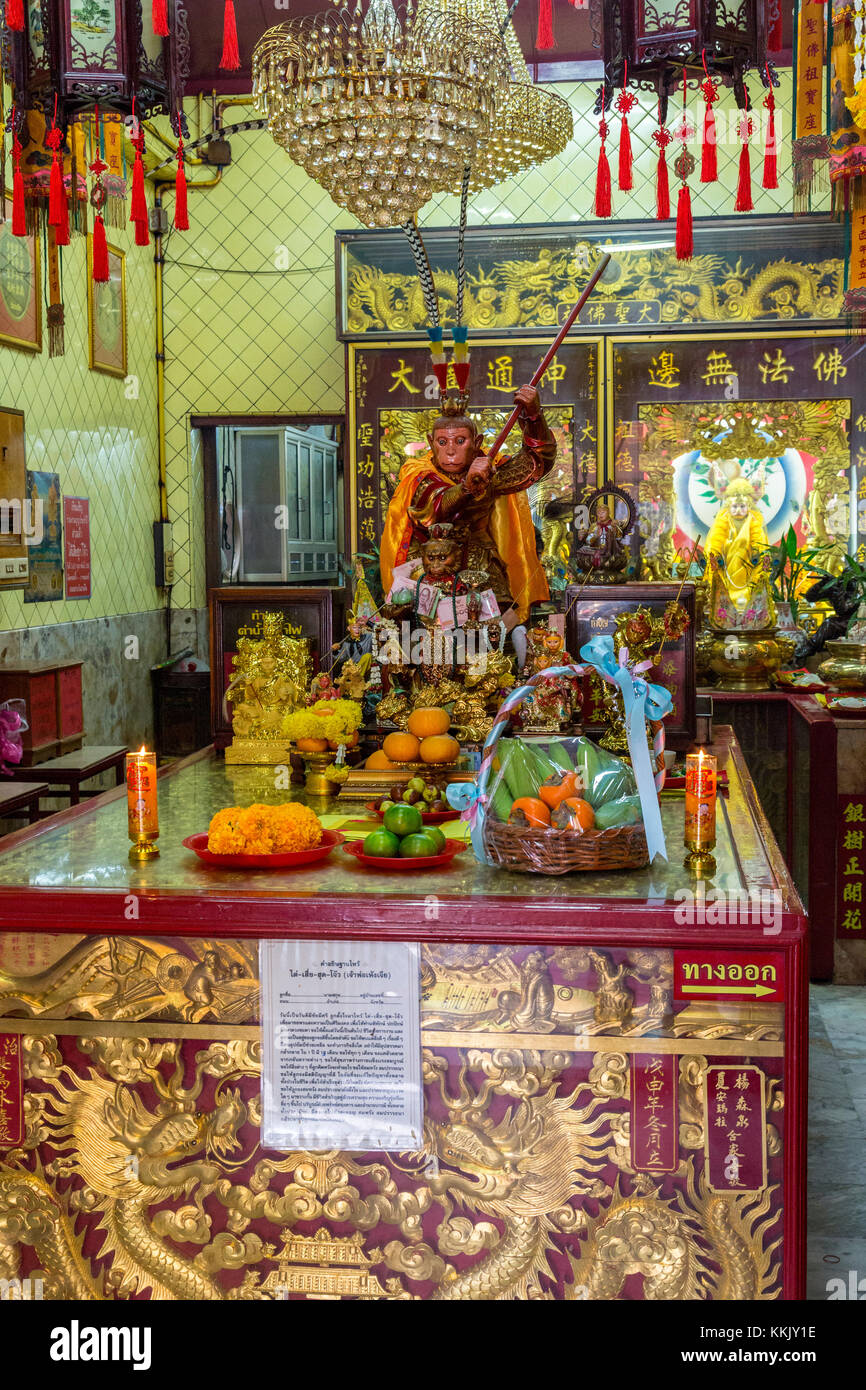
253;2;509;227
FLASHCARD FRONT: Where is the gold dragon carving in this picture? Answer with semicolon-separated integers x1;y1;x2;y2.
346;247;844;334
0;1025;783;1301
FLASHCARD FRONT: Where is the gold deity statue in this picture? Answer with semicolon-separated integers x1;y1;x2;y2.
224;612;312;763
705;478;776;631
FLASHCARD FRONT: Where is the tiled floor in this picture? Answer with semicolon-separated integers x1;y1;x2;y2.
808;985;866;1299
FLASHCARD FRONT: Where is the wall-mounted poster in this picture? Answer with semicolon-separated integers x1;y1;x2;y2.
87;240;127;377
63;496;91;600
24;471;63;603
0;197;42;353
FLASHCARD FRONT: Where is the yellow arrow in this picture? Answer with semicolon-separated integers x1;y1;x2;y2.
681;983;776;998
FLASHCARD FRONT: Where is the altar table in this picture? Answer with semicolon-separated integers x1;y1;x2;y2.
0;728;806;1301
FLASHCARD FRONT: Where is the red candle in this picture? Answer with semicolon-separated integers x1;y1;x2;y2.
685;750;716;855
126;747;159;851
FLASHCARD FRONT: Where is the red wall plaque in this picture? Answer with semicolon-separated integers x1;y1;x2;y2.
704;1064;767;1194
0;1034;23;1147
630;1053;678;1172
837;796;866;939
63;496;91;600
674;950;784;1003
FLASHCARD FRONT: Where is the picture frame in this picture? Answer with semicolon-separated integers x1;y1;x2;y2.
565;583;697;750
87;239;127;377
208;586;339;747
0;198;42;353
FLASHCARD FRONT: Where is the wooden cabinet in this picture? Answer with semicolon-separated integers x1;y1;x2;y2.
0;661;84;764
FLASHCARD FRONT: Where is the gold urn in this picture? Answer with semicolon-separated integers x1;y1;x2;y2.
706;629;784;691
817;641;866;692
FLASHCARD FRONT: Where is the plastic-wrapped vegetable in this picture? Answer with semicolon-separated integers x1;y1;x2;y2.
485;735;636;821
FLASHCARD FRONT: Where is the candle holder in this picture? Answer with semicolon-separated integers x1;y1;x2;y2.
126;750;159;863
684;751;716;874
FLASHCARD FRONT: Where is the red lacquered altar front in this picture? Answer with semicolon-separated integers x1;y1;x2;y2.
0;727;805;1301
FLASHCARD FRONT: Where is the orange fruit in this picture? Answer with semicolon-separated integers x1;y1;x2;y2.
365;749;395;770
296;737;329;753
509;797;551;829
407;706;451;739
554;797;596;831
382;731;421;763
419;734;460;764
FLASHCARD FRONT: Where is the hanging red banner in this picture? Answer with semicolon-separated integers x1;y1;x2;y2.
704;1064;768;1194
0;1035;23;1147
630;1053;678;1173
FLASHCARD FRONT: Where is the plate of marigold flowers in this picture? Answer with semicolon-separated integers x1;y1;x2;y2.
183;803;343;868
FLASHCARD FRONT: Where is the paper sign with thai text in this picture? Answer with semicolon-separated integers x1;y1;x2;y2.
674;951;784;1003
630;1053;678;1173
260;939;422;1152
0;1034;23;1147
837;796;866;938
63;496;91;599
704;1064;767;1194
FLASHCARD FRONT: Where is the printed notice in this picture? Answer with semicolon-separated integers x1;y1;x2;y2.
260;940;422;1152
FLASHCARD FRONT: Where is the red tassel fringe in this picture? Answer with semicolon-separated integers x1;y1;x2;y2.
701;105;717;183
92;215;110;282
768;9;782;51
130;151;147;225
735;140;753;211
152;0;169;38
763;96;778;189
49;156;65;227
656;148;670;220
595;141;612;218
536;0;554;51
219;0;240;71
618;117;633;191
54;185;70;247
5;0;24;32
174;139;189;230
676;184;693;261
12;158;26;236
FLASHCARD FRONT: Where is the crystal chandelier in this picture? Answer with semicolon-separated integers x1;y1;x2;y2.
252;0;509;227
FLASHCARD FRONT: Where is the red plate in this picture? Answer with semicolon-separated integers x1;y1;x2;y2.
342;839;467;870
826;699;866;719
183;828;344;869
365;800;459;825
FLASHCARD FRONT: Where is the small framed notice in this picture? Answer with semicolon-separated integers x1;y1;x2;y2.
260;939;423;1152
63;497;91;599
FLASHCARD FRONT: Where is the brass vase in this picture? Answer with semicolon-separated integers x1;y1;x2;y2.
817;641;866;692
302;751;340;796
706;629;784;691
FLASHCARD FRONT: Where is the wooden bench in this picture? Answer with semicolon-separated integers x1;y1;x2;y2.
5;745;128;806
0;780;50;825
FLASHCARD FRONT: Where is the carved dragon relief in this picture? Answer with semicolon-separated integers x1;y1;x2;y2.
0;1028;784;1301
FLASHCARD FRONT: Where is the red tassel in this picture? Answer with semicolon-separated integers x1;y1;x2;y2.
735;137;753;211
701;104;717;183
763;91;778;189
5;0;24;31
152;0;169;38
768;9;782;51
536;0;554;50
219;0;240;71
12;157;26;236
92;214;110;282
49;155;65;226
676;183;693;261
656;147;670;219
618;116;633;192
595;137;612;218
54;185;70;247
130;149;147;225
174;136;189;230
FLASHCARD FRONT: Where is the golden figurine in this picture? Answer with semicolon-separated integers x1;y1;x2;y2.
224;612;311;764
571;487;636;584
705;477;776;630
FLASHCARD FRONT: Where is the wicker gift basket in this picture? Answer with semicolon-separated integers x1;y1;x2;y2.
471;664;666;876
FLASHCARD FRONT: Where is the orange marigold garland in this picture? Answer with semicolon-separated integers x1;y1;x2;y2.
207;802;323;855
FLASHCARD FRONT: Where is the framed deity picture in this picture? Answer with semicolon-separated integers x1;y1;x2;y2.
565;583;697;750
0;198;42;353
87;240;127;377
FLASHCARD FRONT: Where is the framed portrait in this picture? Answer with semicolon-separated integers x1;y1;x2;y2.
565;583;697;750
0;198;42;353
87;240;127;377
